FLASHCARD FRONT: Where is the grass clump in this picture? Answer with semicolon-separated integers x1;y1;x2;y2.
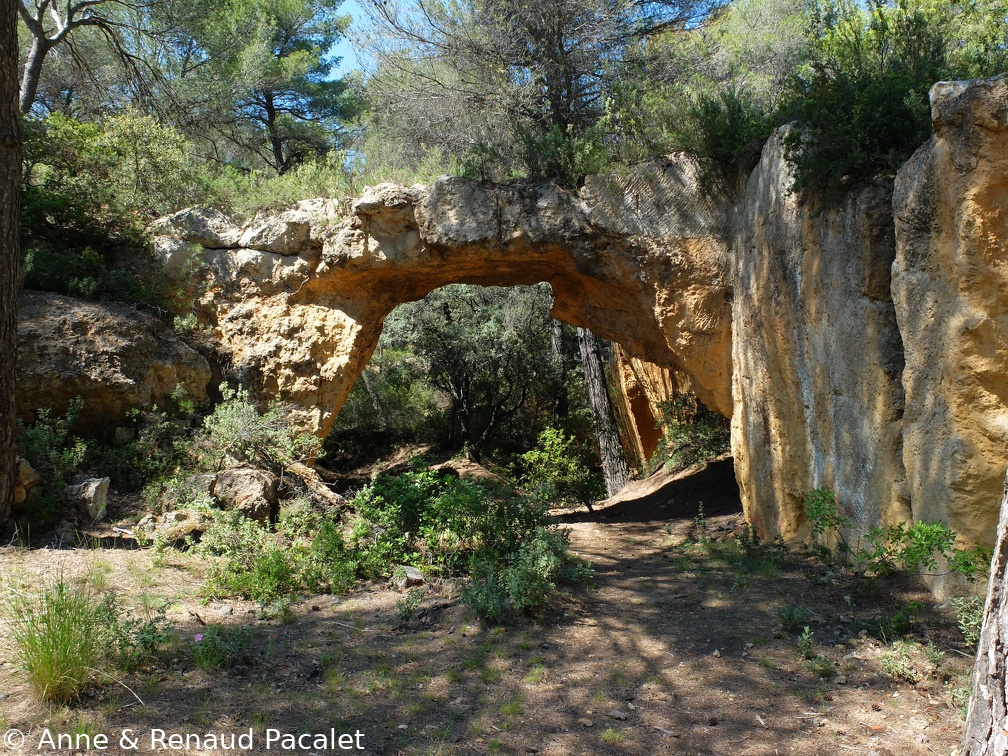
880;640;919;684
190;626;253;671
779;604;813;634
1;570;166;704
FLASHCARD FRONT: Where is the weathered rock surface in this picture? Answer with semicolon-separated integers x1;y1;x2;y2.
731;129;910;543
62;477;110;521
892;75;1008;556
609;346;688;470
136;508;213;546
17;292;212;430
154;158;734;439
13;457;40;509
212;467;279;523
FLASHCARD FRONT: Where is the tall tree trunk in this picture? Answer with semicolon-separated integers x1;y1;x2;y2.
1;0;21;525
577;328;628;497
18;36;48;114
551;319;569;419
962;471;1008;755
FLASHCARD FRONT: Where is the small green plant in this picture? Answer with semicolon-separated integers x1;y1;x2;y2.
880;640;919;684
190;626;253;671
2;571;113;703
951;595;985;648
694;501;710;546
396;588;425;623
779;604;813;634
16;397;88;493
798;626;814;659
601;727;624;744
807;654;834;679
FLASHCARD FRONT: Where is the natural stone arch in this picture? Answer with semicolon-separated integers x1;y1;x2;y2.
155;158;734;442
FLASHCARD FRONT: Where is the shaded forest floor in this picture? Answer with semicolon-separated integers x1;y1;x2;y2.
0;458;973;755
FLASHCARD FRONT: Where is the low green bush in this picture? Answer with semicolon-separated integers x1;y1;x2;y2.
801;486;990;582
519;427;604;510
190;626;253;671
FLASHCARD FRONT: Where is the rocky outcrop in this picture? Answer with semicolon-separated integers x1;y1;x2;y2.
17;292;212;430
892;75;1008;554
154;159;734;439
731;129;910;543
608;346;688;470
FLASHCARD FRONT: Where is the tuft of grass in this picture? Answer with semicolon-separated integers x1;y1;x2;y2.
880;640;919;684
2;571;114;703
779;603;813;634
190;626;253;671
601;727;624;744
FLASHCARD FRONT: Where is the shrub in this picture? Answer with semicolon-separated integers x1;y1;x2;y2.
951;595;984;649
519;427;605;510
1;572;114;703
198;382;320;473
190;626;253;671
880;640;919;684
778;603;813;633
784;0;1008;198
16;396;87;489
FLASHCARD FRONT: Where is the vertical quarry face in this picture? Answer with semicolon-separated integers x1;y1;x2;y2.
892;75;1008;557
731;129;910;543
152;159;735;440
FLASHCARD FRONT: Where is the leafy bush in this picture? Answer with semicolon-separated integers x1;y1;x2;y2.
784;0;1008;198
647;393;730;475
951;595;984;648
199;382;320;473
880;640;919;683
519;427;604;510
778;603;813;633
16;397;88;490
802;487;990;581
677;87;779;192
190;626;253;671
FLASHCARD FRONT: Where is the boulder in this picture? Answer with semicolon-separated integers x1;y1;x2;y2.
63;477;110;521
731;128;910;544
892;75;1008;568
17;292;212;432
212;467;279;523
13;457;40;509
394;566;425;590
136;508;213;546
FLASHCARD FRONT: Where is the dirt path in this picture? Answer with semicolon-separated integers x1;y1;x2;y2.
0;459;972;755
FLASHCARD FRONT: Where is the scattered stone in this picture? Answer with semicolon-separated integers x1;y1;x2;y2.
63;477;110;520
394;566;425;590
712;649;721;658
836;675;848;685
578;719;594;728
608;710;628;721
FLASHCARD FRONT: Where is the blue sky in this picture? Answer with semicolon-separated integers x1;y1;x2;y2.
329;0;367;75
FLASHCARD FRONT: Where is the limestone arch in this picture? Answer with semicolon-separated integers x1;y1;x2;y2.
158;160;735;444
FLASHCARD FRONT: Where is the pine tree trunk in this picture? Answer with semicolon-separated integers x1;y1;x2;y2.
0;0;21;526
577;328;629;498
962;470;1008;755
551;319;569;419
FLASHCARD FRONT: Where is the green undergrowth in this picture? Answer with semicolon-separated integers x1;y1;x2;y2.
197;461;591;622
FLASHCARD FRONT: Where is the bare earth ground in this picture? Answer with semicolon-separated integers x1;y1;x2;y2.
0;458;972;755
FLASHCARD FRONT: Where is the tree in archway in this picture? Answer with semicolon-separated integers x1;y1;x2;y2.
385;284;557;463
961;472;1008;754
1;0;21;525
577;327;628;496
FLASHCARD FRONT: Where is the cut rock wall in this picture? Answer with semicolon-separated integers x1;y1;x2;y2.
892;75;1008;555
731;129;910;543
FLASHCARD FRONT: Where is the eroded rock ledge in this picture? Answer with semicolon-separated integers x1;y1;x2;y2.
154;161;734;439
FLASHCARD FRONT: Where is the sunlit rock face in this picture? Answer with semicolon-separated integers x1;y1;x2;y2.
730;129;911;546
16;291;211;430
152;159;735;440
892;75;1008;565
